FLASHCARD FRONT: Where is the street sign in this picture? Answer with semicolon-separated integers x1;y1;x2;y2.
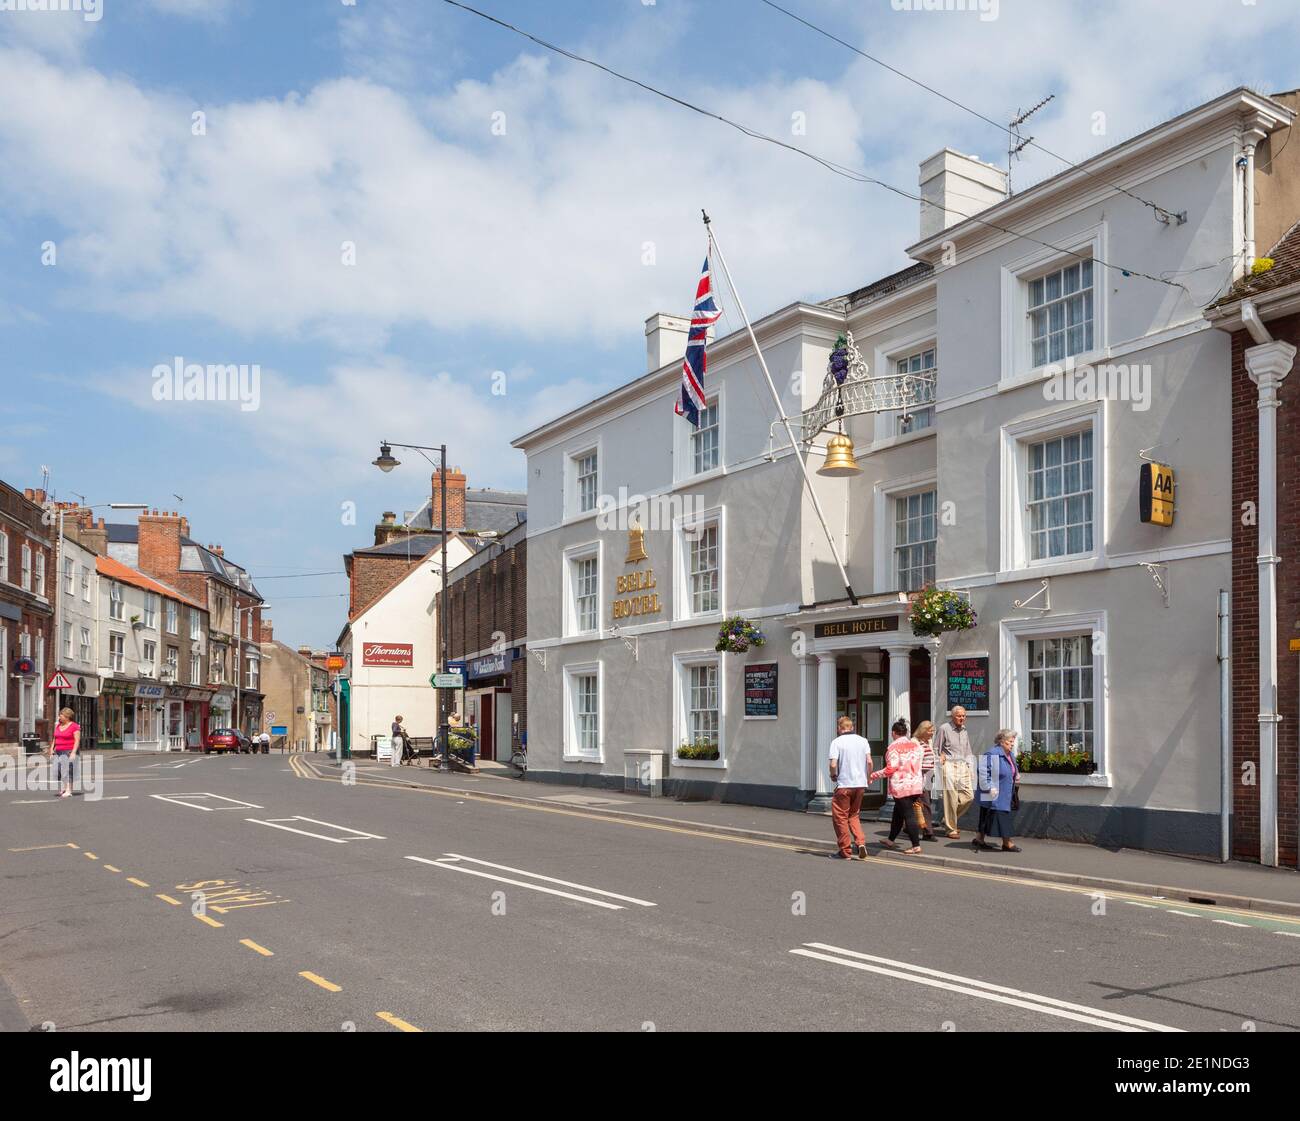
46;671;72;691
432;673;464;689
445;660;467;673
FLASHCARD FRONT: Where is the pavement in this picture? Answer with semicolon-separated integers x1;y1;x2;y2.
321;752;1300;916
1;748;1298;1033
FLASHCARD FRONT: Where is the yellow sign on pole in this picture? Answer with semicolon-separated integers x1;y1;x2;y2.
1139;462;1175;526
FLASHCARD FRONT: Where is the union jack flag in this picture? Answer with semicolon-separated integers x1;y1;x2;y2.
675;254;722;427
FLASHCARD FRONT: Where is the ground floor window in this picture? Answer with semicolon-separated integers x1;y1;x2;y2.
563;663;601;760
1025;634;1094;756
675;654;723;763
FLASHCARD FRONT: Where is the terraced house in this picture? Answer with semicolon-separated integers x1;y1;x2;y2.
515;87;1298;860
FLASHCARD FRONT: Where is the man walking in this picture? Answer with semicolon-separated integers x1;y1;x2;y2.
828;715;872;860
935;705;975;838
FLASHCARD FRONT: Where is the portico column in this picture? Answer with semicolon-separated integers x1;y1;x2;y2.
810;653;838;812
882;641;914;728
1245;338;1297;868
925;637;943;724
798;655;817;794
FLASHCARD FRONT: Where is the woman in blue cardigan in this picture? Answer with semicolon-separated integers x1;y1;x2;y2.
973;728;1021;852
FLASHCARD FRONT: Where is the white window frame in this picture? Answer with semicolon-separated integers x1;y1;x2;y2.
562;660;603;762
166;645;179;677
999;401;1106;577
999;610;1109;786
109;632;125;673
245;652;259;690
673;505;724;622
672;651;725;769
1000;224;1107;390
872;470;938;594
142;640;157;675
79;626;91;664
872;325;938;448
0;625;6;716
165;600;178;634
143;592;158;630
33;550;45;597
20;544;31;591
81;565;90;603
0;531;8;583
562;540;602;637
109;581;124;620
190;654;202;686
190;608;202;641
673;385;726;484
63;556;75;595
563;440;602;522
63;620;74;659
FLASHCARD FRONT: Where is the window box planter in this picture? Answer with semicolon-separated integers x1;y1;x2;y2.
1016;752;1096;776
676;740;720;762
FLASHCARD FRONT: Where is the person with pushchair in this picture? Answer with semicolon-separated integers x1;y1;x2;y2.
445;711;479;772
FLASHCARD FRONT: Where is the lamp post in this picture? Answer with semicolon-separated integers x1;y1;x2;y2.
373;441;450;765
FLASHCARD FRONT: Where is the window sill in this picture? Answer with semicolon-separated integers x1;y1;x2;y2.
672;756;726;770
561;508;600;528
674;610;723;627
999;348;1108;394
996;555;1103;582
561;752;604;764
1018;772;1112;789
865;427;937;455
673;465;727;490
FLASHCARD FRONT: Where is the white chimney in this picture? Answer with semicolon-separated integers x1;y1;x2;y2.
918;148;1007;241
645;313;692;373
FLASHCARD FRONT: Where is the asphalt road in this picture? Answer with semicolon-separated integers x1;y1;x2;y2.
2;750;1298;1033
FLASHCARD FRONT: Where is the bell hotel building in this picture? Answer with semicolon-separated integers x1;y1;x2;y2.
515;87;1300;865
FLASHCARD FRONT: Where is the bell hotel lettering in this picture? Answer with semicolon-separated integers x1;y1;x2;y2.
612;525;662;621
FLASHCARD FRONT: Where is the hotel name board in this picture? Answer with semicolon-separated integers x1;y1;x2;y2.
814;616;900;639
612;569;661;621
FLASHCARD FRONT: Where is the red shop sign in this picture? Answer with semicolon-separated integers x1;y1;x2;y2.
362;642;414;667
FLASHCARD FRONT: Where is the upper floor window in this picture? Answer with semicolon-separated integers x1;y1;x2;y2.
896;348;936;434
109;581;124;620
33;551;44;597
692;399;720;474
79;627;91;663
81;566;91;602
64;557;75;595
166;646;179;676
109;633;125;672
0;531;8;582
1028;430;1093;561
689;524;720;615
574;556;598;633
142;640;157;672
166;600;178;633
575;450;598;515
895;490;937;591
190;655;202;686
1028;259;1093;367
143;592;158;629
191;608;202;641
20;544;31;591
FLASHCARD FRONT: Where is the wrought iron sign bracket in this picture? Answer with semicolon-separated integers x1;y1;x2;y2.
1139;562;1170;609
609;626;640;662
1013;579;1051;612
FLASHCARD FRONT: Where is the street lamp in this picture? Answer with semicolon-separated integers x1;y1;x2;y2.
373;440;450;767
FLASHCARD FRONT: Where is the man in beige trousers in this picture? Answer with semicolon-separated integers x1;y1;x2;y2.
934;705;975;838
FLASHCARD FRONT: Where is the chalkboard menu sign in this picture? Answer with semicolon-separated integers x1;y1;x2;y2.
744;663;778;718
946;655;990;713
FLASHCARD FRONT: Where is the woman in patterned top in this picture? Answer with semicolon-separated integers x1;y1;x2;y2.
870;718;926;854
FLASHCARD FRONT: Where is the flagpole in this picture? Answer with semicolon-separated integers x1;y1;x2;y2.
703;212;858;606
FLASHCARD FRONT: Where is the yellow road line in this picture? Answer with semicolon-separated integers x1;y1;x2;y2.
127;877;150;887
195;914;224;928
376;1011;421;1032
103;864;121;873
240;939;274;957
299;971;341;992
157;893;182;905
294;757;1300;928
83;852;97;860
7;842;79;852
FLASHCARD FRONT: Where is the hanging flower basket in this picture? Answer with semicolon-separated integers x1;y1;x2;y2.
909;586;977;638
715;615;766;654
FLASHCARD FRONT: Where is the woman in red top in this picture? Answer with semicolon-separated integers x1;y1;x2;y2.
48;707;81;799
870;718;926;854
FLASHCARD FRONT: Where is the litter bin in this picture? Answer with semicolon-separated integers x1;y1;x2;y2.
21;733;41;756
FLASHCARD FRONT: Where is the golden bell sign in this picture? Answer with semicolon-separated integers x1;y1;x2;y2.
625;524;648;564
1139;462;1174;526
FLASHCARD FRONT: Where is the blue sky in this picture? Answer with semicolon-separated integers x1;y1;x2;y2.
3;0;1299;647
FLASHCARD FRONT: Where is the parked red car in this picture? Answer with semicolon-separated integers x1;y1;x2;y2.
204;728;253;755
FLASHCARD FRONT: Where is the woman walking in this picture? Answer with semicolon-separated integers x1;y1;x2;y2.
973;728;1022;853
915;720;938;841
870;718;926;855
47;707;81;799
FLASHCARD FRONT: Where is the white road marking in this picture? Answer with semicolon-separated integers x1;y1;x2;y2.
406;854;652;911
149;792;263;811
1167;910;1200;918
142;763;188;769
1213;919;1251;928
1124;901;1158;909
1273;930;1300;939
440;853;657;907
7;796;129;804
792;943;1184;1033
245;816;386;843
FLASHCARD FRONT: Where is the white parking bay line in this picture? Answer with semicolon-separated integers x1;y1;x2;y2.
8;796;129;804
406;854;654;911
245;817;386;843
792;944;1183;1033
440;853;657;907
149;792;264;811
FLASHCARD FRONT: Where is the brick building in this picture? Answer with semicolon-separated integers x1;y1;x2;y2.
107;510;265;738
0;483;54;751
1210;218;1300;868
259;619;333;751
437;517;528;763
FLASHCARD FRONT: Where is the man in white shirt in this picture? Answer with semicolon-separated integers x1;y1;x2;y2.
828;715;873;860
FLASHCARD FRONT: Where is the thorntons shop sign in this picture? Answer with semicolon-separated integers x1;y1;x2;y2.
362;642;414;667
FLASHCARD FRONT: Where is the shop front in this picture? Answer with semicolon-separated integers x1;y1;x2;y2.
464;650;519;762
125;683;165;751
183;688;212;750
98;679;130;749
56;672;101;751
209;686;235;734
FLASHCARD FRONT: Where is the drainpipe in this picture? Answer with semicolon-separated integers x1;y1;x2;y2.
1241;300;1297;867
1218;589;1231;863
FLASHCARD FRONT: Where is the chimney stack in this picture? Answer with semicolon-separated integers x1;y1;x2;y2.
430;467;467;532
137;509;185;581
261;618;273;645
373;511;401;547
918;148;1007;242
645;313;693;373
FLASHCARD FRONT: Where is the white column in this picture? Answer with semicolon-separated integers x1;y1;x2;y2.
798;655;817;793
883;641;913;728
1246;338;1296;867
926;637;943;723
811;653;838;809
